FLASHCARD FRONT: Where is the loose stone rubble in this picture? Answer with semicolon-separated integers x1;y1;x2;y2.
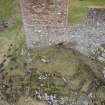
0;59;105;105
32;90;92;105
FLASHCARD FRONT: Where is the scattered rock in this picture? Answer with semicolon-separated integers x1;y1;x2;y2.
97;56;105;62
40;57;49;63
0;20;8;31
41;58;48;63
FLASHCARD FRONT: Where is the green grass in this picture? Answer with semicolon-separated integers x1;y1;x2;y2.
26;47;105;95
0;0;25;75
2;45;104;96
28;47;104;77
68;0;105;24
0;0;24;62
28;47;80;76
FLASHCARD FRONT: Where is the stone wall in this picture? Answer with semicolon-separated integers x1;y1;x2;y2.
24;24;70;49
87;7;105;25
20;0;105;55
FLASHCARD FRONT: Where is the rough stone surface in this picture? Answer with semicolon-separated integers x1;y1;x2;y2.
20;0;105;57
20;0;69;48
87;7;105;25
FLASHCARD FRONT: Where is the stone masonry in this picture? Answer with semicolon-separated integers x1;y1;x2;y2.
20;0;69;49
20;0;105;56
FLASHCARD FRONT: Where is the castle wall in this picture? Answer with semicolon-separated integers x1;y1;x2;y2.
21;0;69;49
87;7;105;25
20;0;105;56
24;24;70;49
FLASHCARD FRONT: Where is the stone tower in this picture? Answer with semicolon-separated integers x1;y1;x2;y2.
31;0;68;25
23;0;69;49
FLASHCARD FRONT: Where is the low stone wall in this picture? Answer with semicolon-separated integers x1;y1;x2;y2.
24;23;105;56
86;7;105;25
24;24;70;49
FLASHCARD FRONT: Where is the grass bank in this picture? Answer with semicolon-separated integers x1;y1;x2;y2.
0;0;24;62
68;0;105;24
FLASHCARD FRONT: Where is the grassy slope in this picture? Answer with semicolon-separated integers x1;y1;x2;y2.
68;0;105;24
3;46;104;97
0;0;24;62
26;47;104;96
0;0;26;76
29;47;80;76
28;47;104;77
